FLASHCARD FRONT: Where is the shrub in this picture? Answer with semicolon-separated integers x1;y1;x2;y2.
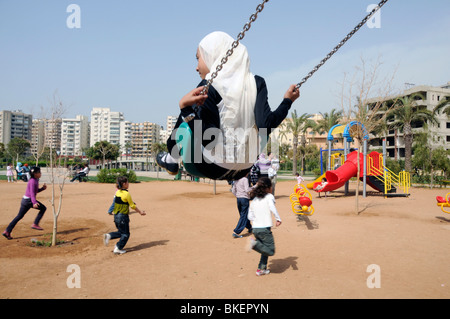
97;168;137;184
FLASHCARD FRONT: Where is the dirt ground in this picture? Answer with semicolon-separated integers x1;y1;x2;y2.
1;178;450;299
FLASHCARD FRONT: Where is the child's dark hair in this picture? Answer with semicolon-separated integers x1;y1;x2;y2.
117;176;128;189
249;177;272;200
30;166;41;179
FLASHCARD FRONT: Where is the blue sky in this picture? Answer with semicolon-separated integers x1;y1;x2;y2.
0;0;449;128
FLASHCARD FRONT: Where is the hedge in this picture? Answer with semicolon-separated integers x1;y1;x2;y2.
97;168;137;184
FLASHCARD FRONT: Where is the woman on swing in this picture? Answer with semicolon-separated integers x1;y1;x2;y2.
157;31;300;180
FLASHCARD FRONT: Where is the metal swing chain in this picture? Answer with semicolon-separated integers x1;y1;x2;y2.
295;0;389;90
200;0;270;95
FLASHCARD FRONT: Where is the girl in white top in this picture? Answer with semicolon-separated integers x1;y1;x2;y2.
247;177;282;276
6;163;15;182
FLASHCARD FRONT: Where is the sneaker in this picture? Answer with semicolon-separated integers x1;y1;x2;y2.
232;233;243;239
156;152;179;175
2;231;13;240
31;224;43;231
103;234;111;246
246;237;256;252
256;269;270;276
113;246;126;255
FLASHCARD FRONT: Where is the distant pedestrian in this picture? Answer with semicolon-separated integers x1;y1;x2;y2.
6;163;15;182
231;174;252;238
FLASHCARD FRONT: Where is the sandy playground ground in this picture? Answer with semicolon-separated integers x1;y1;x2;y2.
1;177;450;299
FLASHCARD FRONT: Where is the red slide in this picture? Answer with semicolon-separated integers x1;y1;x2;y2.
313;151;365;193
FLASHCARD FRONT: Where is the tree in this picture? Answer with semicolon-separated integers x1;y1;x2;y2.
413;131;450;188
279;111;314;175
432;95;450;117
45;92;69;247
388;93;438;173
0;143;5;159
339;56;397;214
314;109;343;135
88;141;120;169
7;137;31;164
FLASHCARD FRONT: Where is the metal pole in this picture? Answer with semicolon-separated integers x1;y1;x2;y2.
363;139;368;198
345;139;349;196
328;140;332;172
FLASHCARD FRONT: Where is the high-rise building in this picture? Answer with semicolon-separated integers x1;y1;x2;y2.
60;115;90;156
31;119;45;156
131;122;161;159
0;110;33;146
45;118;62;152
160;115;177;143
90;108;124;146
119;121;132;156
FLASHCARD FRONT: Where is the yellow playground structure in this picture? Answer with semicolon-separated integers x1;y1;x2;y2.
290;184;315;216
436;193;450;214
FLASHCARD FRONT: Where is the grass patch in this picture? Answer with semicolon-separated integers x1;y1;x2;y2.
29;234;67;247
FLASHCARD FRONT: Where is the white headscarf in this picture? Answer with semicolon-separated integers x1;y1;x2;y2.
198;31;258;168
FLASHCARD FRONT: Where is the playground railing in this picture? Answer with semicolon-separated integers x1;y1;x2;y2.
367;154;411;195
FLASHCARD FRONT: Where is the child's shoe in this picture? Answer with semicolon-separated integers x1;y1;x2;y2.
103;234;111;246
113;245;126;255
2;231;13;240
156;152;179;175
256;269;270;276
31;224;43;231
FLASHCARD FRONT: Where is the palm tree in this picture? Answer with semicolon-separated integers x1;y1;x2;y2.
388;93;438;172
314;108;343;136
279;110;314;175
432;95;450;117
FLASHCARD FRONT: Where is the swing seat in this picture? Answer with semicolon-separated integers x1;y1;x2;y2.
175;122;267;181
175;122;208;179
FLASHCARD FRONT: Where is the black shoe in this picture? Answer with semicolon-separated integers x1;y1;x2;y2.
156;152;179;175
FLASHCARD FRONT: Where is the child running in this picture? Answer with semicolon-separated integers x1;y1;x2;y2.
247;177;282;276
3;166;47;240
103;176;146;254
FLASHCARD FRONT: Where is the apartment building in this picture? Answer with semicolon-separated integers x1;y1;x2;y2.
45;118;62;152
0;110;33;146
131;122;161;159
160;115;177;143
60;115;89;156
119;121;132;156
90;108;124;147
369;82;450;159
31;119;45;156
